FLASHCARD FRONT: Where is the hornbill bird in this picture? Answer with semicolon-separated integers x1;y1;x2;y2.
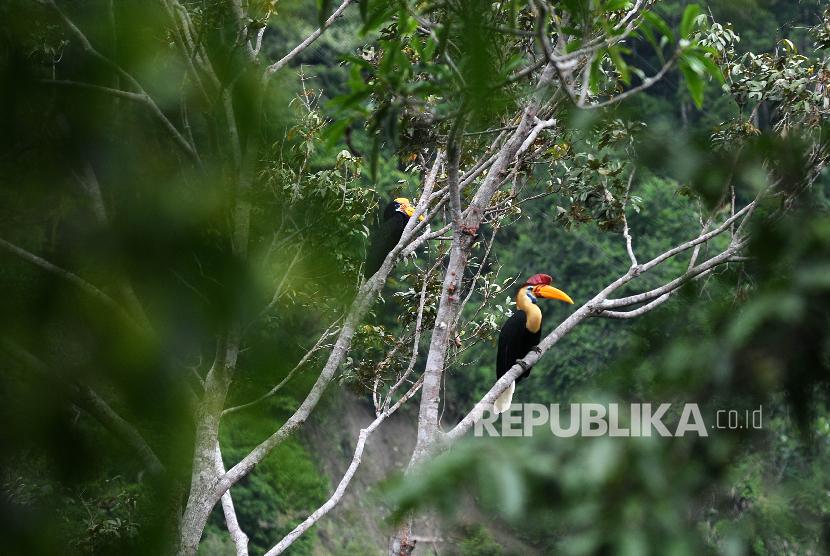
494;273;574;414
363;197;424;279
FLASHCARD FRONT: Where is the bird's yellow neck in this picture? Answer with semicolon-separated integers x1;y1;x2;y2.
516;288;542;333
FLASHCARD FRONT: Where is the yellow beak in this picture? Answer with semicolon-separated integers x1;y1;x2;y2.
535;285;574;304
403;205;425;221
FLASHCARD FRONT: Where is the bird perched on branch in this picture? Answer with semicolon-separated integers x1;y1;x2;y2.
494;273;574;414
364;197;424;279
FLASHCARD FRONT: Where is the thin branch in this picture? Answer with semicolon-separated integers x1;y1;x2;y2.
74;164;154;331
586;53;678;109
622;170;638;268
448;126;463;224
599;292;673;319
688;210;714;271
638;202;753;274
453;218;501;331
228;0;255;59
503;57;547;85
262;0;353;81
400;220;452;258
462;125;518;137
41;79;145;101
214;442;249;556
2;339;165;477
516;117;556;158
602;240;747;310
159;0;219;99
384;258;442;412
545;0;647;65
0;237;145;334
264;376;424;556
46;1;198;161
254;249;304;323
223;320;341;416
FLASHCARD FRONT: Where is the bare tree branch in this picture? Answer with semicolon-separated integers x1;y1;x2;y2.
1;339;165;477
262;0;354;81
448;125;463;224
74;164;154;331
0;237;146;334
264;376;424;556
628;202;754;277
602;240;747;310
254;249;304;323
46;0;199;161
621;171;639;268
599;292;674;319
214;442;249;556
587;53;678;109
384;258;443;412
223;320;341;416
41;79;145;101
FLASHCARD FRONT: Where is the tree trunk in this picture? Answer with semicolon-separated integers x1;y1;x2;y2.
178;333;238;555
388;519;417;556
388;64;557;554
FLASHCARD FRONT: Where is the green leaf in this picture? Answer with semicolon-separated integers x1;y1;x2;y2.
422;36;437;61
687;49;724;83
642;11;674;44
317;0;332;27
321;118;350;148
680;59;705;108
684;54;706;75
589;52;604;93
563;38;582;54
604;0;631;11
399;13;417;37
779;38;798;54
680;4;702;39
369;134;380;183
361;3;396;35
342;54;372;71
608;45;631;85
326;88;371;111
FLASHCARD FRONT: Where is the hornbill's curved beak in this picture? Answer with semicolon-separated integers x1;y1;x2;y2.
534;285;574;304
403;204;425;221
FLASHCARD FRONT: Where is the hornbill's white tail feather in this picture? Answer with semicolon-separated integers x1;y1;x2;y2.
493;381;515;415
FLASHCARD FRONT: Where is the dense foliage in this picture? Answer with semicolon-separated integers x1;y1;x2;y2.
1;0;829;555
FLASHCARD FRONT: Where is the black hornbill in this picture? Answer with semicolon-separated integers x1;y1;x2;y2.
494;273;574;414
364;197;424;279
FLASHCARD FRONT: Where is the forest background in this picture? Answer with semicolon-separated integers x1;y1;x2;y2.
1;0;829;555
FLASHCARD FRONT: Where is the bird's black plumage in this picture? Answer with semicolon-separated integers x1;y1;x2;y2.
382;200;400;222
497;310;541;384
364;204;408;279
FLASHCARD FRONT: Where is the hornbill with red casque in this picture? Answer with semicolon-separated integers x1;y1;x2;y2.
494;273;574;414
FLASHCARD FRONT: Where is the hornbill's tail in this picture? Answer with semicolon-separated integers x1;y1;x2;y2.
493;381;515;415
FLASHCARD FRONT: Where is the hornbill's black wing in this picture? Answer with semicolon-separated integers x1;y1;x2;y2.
497;310;541;383
364;212;407;279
